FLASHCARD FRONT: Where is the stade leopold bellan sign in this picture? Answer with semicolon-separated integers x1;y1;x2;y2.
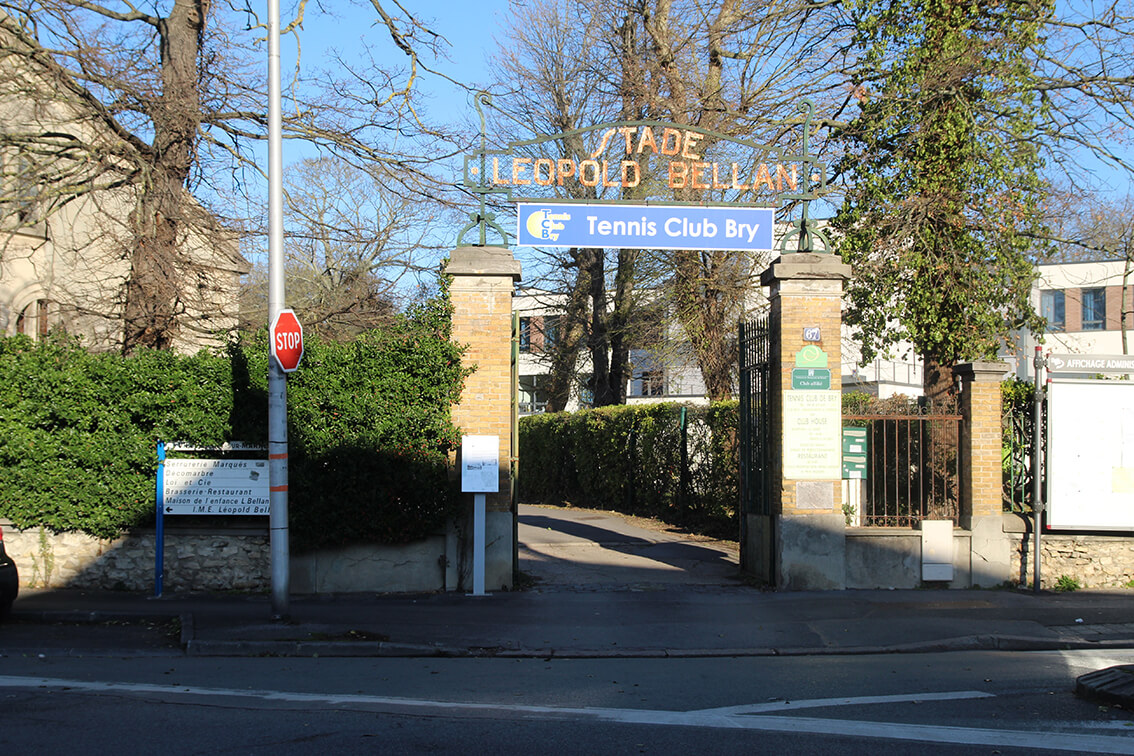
460;100;829;254
487;124;804;196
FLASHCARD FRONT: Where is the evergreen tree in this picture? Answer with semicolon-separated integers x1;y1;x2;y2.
835;0;1052;400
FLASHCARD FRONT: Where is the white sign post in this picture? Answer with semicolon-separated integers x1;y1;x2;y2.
461;435;499;596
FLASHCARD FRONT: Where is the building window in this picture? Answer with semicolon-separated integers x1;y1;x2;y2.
1082;288;1106;331
638;369;665;397
15;299;52;339
2;148;39;224
542;315;559;350
1041;290;1064;332
578;374;594;409
518;375;547;414
639;371;662;398
518;317;531;352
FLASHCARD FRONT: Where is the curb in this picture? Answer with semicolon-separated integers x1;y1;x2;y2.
184;639;456;657
9;610;1134;659
180;634;1134;659
1076;665;1134;708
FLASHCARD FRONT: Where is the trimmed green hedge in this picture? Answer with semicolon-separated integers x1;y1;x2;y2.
518;402;739;539
0;294;466;552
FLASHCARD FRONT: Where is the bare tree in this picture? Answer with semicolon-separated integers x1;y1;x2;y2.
1031;1;1134;191
491;0;635;408
241;156;446;339
0;1;461;352
491;0;849;402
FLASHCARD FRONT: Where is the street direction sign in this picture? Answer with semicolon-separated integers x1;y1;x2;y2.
270;309;304;372
161;458;269;515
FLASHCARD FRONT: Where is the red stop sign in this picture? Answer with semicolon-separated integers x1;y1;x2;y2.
270;309;304;372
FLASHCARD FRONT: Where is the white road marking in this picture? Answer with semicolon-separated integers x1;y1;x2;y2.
1;675;1131;754
695;689;995;715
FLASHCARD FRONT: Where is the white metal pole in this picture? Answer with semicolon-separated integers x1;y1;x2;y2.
1031;346;1044;593
472;493;486;595
267;0;290;619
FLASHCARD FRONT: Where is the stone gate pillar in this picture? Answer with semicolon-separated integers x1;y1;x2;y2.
445;245;521;591
956;362;1010;587
760;252;852;590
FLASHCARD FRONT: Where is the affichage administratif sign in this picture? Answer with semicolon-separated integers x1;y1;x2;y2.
461;108;828;252
517;202;773;251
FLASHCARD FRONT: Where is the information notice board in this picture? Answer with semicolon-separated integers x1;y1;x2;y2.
782;390;842;480
1047;379;1134;530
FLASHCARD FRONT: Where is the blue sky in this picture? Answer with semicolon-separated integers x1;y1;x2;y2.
253;1;1130;276
283;2;513;134
236;2;516;270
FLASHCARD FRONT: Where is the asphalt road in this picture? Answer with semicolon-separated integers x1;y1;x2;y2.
2;648;1132;754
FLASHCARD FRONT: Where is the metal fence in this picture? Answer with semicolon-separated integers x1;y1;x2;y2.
1003;396;1042;514
843;400;962;527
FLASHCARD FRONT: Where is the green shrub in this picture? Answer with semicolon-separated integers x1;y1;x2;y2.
1054;574;1081;592
1002;377;1037;513
0;291;467;552
0;334;237;538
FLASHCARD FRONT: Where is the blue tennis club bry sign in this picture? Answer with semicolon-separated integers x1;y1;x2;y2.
518;202;774;251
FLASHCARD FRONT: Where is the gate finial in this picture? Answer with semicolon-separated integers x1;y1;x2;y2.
458;92;510;247
778;100;834;255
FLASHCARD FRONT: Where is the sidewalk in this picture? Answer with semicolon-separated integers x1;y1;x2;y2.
7;583;1134;659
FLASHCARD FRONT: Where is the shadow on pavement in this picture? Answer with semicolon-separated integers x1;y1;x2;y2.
518;505;741;589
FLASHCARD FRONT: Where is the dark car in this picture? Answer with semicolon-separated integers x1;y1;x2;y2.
0;525;18;619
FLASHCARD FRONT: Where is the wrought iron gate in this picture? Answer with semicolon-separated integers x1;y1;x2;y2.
739;316;773;518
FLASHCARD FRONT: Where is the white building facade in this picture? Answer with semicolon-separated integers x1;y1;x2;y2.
1009;259;1133;380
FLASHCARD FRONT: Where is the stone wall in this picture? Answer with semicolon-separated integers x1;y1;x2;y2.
1010;532;1134;589
1;523;456;594
3;524;270;592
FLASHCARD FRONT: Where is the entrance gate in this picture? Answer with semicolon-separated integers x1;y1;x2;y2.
738;315;773;578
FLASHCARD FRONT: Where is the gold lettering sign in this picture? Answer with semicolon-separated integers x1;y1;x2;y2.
491;125;802;198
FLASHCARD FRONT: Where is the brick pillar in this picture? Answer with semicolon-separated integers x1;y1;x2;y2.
759;252;851;590
956;361;1010;587
445;245;521;591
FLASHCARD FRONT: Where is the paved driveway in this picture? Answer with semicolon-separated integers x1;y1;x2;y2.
517;503;741;590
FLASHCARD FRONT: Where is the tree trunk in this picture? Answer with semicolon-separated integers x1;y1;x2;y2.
586;248;617;406
607;247;636;404
545;251;591;412
922;352;958;406
1123;247;1131;355
123;0;207;352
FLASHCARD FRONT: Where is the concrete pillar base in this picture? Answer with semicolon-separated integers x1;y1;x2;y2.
969;515;1011;588
777;513;847;590
742;514;774;585
446;508;514;592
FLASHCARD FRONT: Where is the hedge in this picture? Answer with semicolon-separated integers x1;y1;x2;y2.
518;402;739;539
0;293;467;552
